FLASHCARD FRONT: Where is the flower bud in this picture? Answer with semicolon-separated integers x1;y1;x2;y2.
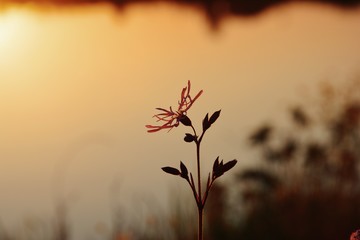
179;115;192;126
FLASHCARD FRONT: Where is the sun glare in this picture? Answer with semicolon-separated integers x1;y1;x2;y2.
0;9;33;64
0;11;20;45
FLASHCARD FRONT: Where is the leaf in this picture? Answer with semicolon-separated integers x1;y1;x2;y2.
179;115;192;126
212;159;238;180
202;113;210;132
216;159;224;177
209;110;221;125
213;157;225;179
161;167;180;176
222;159;237;173
180;161;188;179
212;157;220;178
212;156;219;173
184;133;195;143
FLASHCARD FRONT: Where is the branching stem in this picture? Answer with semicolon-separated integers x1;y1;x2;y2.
190;124;208;240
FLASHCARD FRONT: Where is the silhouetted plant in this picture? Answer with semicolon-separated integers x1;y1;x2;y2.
146;80;237;240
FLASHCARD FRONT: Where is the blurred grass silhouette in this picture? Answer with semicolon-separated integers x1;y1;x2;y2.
236;77;360;240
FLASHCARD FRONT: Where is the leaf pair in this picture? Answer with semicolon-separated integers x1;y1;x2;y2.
212;157;237;180
203;110;221;132
162;161;189;180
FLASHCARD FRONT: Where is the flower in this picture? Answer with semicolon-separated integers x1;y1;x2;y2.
351;229;360;240
146;80;203;133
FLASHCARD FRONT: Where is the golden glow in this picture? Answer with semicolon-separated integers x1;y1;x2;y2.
0;11;19;46
0;4;359;238
0;9;33;65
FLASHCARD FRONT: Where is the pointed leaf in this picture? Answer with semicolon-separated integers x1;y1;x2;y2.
212;157;219;178
222;159;237;173
213;157;224;179
215;160;224;177
202;113;210;132
209;110;221;125
162;167;180;176
212;157;219;173
180;161;188;175
180;161;188;179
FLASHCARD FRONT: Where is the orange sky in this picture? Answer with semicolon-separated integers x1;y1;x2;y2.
0;2;360;238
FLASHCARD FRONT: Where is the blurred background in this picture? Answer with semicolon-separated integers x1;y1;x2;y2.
0;0;360;239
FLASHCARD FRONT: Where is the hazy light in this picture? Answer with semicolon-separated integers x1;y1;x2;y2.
0;9;35;71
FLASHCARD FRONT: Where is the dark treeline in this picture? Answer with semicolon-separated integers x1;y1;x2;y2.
2;0;360;24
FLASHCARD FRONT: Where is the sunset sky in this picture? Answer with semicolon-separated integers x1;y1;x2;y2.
0;2;360;239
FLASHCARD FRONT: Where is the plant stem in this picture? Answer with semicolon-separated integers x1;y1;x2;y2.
191;124;204;240
196;142;202;203
198;208;203;240
196;141;203;240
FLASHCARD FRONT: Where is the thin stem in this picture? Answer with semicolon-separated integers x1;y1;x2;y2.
190;124;204;240
198;208;203;240
196;142;202;203
190;123;202;203
187;173;199;205
189;124;208;240
202;177;215;206
196;140;203;240
190;125;197;138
